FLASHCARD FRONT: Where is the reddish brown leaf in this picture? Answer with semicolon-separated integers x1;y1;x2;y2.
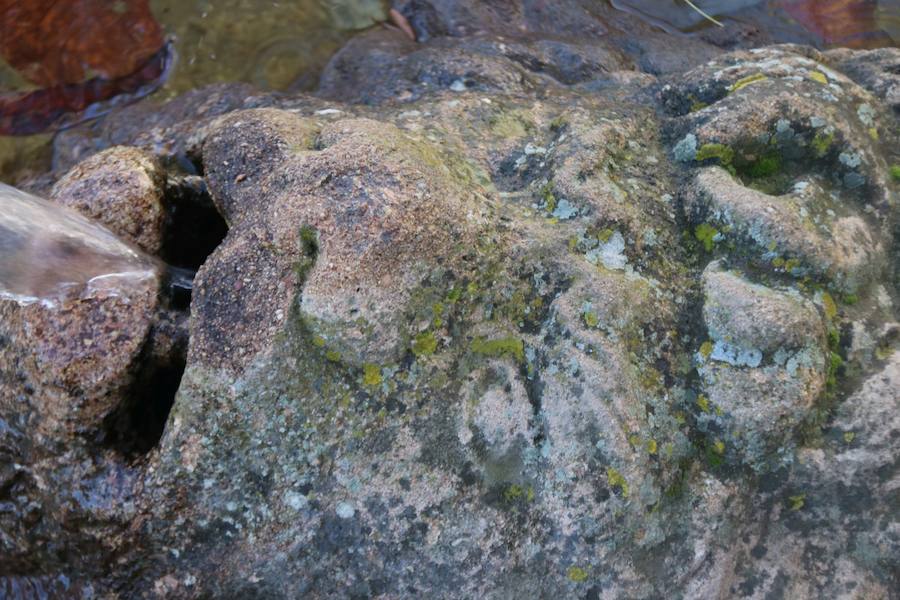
0;0;163;86
389;8;417;42
0;42;173;136
780;0;890;47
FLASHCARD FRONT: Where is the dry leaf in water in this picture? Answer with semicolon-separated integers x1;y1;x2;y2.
0;0;164;86
780;0;891;47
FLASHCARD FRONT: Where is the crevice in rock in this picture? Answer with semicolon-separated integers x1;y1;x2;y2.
521;354;546;447
160;175;228;270
98;173;227;459
102;306;188;459
109;353;185;458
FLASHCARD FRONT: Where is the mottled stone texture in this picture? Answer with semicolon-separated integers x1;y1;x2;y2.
51;147;167;255
1;1;898;598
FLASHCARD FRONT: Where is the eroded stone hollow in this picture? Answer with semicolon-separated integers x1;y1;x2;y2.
1;1;898;597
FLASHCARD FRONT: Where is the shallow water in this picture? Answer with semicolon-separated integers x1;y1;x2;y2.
0;0;385;95
0;0;386;181
0;0;897;182
615;0;899;43
148;0;385;96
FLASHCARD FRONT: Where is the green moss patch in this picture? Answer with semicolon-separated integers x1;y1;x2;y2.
695;143;734;166
694;223;719;252
746;152;782;178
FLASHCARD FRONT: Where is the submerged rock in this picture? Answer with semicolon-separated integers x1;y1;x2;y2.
0;1;898;597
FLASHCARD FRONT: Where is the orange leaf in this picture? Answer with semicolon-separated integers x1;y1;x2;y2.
0;0;163;86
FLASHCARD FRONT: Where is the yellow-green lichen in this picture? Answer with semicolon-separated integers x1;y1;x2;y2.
694;223;719;252
471;336;525;362
541;182;557;213
646;439;658;455
504;484;535;503
826;351;843;390
729;73;768;93
412;331;438;357
783;258;800;273
312;336;326;348
488;110;532;139
583;311;599;328
875;344;894;360
432;302;445;328
828;327;840;350
890;165;900;182
699;341;714;359
325;350;342;362
550;114;567;130
842;431;855;443
567;566;589;583
788;493;806;511
821;292;838;321
688;94;708;112
639;367;664;393
596;228;615;243
811;131;834;157
712;439;725;455
697;394;711;413
606;467;629;497
808;71;828;85
362;363;383;386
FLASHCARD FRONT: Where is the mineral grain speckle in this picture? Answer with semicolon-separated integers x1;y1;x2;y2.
1;1;898;598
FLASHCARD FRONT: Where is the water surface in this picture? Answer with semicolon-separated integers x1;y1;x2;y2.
0;0;897;183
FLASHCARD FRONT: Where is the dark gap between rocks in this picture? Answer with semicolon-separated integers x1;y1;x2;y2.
161;175;228;270
102;296;190;458
102;175;227;458
106;352;186;458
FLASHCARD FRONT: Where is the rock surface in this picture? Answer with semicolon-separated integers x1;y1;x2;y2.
1;1;898;598
51;147;168;255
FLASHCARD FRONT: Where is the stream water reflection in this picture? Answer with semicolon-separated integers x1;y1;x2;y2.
0;0;897;182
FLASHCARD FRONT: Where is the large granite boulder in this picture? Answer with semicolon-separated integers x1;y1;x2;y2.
1;1;898;597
